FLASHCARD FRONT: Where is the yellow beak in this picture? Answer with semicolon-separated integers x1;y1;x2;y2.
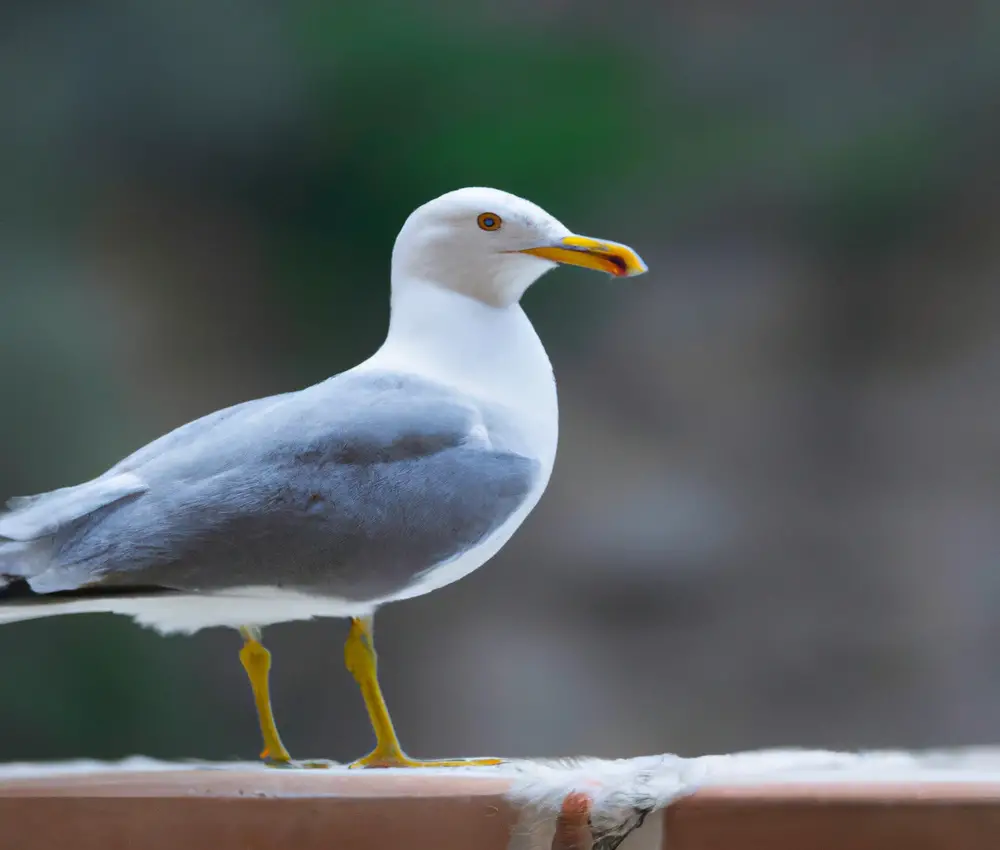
518;235;648;278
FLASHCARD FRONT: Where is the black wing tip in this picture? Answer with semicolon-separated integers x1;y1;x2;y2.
0;577;181;604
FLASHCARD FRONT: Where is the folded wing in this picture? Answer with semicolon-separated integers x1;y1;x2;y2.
0;371;539;605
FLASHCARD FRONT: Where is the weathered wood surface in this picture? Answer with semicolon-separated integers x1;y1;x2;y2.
1;769;999;849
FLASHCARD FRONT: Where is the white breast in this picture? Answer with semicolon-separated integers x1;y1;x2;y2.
363;277;559;606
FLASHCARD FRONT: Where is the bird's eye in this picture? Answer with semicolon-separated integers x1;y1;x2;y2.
477;212;502;231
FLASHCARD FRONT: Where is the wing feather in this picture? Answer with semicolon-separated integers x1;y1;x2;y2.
0;474;147;541
1;371;540;604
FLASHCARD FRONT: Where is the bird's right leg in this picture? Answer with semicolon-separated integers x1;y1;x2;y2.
238;626;292;764
344;616;502;768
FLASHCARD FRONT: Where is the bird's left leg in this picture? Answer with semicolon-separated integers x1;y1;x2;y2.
238;626;292;764
344;615;503;768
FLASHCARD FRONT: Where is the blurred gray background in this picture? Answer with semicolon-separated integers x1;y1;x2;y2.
1;0;999;763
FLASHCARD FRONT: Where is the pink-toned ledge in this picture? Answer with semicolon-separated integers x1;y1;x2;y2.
1;768;1000;849
0;770;512;850
666;782;1000;850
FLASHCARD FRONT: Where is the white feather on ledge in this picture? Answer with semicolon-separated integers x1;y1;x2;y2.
505;747;1000;849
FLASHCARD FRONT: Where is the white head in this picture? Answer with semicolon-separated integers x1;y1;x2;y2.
391;187;647;308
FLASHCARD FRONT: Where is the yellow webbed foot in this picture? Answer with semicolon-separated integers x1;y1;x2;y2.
349;748;504;769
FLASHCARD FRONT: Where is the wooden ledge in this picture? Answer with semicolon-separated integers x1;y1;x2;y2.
0;769;515;850
2;769;1000;849
666;782;1000;850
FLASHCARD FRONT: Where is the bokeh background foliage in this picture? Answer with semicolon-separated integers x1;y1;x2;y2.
1;0;1000;761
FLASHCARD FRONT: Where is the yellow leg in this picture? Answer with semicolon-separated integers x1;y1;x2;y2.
239;626;292;764
344;616;503;769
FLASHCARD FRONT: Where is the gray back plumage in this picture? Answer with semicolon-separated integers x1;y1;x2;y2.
1;371;540;603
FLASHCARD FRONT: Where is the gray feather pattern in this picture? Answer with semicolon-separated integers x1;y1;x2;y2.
1;370;540;603
1;474;147;540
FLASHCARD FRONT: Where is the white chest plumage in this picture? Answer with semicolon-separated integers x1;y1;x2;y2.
363;279;559;607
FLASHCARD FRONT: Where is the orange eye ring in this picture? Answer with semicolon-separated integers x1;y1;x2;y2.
477;212;502;231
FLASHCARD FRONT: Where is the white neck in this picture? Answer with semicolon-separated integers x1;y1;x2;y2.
365;277;559;458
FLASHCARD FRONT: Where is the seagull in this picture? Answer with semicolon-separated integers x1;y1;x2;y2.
0;187;647;768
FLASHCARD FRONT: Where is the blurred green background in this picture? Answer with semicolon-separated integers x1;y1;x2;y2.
2;0;1000;763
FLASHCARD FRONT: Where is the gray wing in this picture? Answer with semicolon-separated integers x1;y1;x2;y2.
0;371;540;603
0;392;291;541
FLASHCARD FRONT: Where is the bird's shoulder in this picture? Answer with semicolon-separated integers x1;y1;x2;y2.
108;391;298;476
116;369;500;478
